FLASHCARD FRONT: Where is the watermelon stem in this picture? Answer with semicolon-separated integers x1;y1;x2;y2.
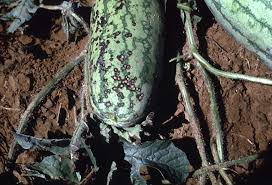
7;47;87;165
193;153;259;177
175;58;218;185
196;62;225;162
178;4;228;184
177;1;268;184
181;4;272;85
193;52;272;85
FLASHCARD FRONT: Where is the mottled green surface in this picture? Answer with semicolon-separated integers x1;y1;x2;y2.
85;0;164;127
204;0;272;68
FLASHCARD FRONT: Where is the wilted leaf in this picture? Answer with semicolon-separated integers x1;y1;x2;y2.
1;0;88;38
31;155;80;184
15;133;70;155
50;1;88;40
1;0;39;32
124;140;190;184
61;2;80;39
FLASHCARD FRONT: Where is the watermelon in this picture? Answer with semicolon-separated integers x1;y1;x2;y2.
85;0;165;128
204;0;272;68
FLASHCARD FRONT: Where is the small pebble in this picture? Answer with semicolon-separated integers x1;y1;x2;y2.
0;73;5;87
4;59;15;70
40;106;47;114
8;75;17;92
36;118;43;125
18;35;33;45
44;110;56;120
17;73;30;91
48;111;56;120
44;98;53;109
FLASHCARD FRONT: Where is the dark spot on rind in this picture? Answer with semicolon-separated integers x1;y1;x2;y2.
125;32;132;38
104;89;111;94
100;16;107;27
122;64;131;69
117;102;125;107
118;83;125;88
105;101;112;107
128;84;136;91
115;0;125;11
129;77;137;84
137;93;144;101
95;26;99;32
117;91;124;99
129;102;134;109
113;31;121;38
117;54;127;62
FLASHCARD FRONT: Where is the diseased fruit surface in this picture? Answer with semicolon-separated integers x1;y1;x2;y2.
1;1;272;183
85;0;164;127
204;0;272;68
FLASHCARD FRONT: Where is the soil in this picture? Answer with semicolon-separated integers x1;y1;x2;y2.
0;1;272;185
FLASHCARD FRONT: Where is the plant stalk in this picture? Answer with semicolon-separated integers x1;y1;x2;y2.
176;61;217;185
178;3;272;86
7;49;86;163
193;154;259;177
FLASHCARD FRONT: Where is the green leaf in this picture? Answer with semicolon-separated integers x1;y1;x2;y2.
31;155;80;184
123;140;190;184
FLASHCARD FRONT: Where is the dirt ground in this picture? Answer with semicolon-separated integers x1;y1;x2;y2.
0;1;272;185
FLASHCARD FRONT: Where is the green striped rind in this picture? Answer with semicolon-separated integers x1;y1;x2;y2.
85;0;164;127
204;0;272;68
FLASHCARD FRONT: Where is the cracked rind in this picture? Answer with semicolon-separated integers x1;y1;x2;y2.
85;0;164;127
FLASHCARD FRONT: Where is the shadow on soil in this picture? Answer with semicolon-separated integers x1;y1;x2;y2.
235;142;272;185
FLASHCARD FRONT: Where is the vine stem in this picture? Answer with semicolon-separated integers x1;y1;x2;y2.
178;3;272;86
7;48;87;163
39;2;90;34
210;143;233;185
193;154;259;177
197;62;232;185
178;4;225;161
177;1;267;184
175;61;217;185
196;61;224;160
193;51;272;85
